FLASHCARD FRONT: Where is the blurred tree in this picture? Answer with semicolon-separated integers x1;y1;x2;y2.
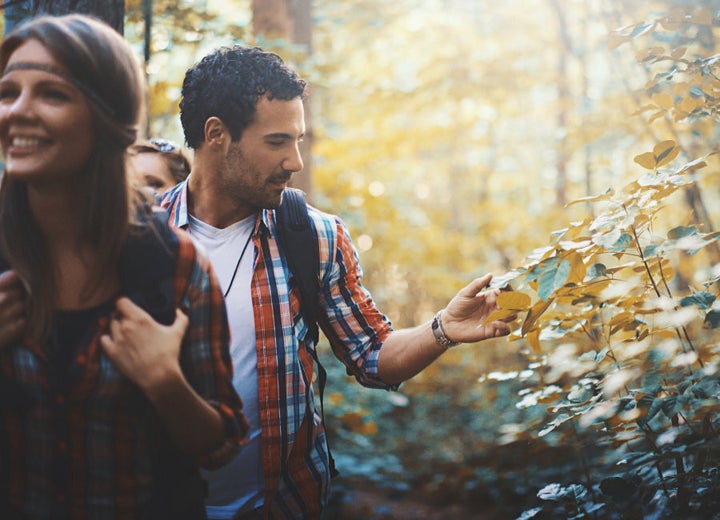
252;0;314;195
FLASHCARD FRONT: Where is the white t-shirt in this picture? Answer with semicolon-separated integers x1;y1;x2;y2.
187;214;264;518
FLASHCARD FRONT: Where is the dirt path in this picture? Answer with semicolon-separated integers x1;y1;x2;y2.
326;481;502;520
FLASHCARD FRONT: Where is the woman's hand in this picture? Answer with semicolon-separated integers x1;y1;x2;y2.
100;296;189;395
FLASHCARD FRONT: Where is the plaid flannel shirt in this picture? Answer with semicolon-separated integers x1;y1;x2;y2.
0;221;247;519
163;180;395;519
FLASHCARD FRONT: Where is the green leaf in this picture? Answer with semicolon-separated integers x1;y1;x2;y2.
679;292;716;310
640;397;664;425
704;309;720;329
609;233;633;252
668;225;698;239
643;244;661;258
691;378;719;399
586;263;607;278
537;258;571;301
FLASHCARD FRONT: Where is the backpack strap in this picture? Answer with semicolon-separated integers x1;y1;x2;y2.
276;188;338;477
118;210;179;326
119;209;208;518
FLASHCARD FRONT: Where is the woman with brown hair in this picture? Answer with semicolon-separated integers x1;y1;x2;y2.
130;137;191;196
0;14;246;519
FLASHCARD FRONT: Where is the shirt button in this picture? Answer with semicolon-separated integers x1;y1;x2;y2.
58;441;68;453
56;394;65;404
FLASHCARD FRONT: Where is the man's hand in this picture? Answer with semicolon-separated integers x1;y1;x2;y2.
442;273;512;343
100;297;189;395
0;270;27;348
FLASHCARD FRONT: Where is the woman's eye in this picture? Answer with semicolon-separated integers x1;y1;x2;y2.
0;87;18;101
146;179;165;189
43;89;70;101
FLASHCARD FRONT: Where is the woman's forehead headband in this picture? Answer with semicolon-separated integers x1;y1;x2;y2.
2;61;116;117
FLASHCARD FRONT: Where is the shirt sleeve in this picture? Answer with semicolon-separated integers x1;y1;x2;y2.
317;215;397;390
172;228;249;467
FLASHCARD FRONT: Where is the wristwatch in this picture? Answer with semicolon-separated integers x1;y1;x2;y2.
432;309;461;349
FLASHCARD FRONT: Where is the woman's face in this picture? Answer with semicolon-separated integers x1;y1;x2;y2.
130;152;177;196
0;39;95;184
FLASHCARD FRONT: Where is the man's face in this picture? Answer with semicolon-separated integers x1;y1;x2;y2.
220;95;305;213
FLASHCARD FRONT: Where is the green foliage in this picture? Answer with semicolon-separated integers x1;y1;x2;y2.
489;10;720;518
319;3;720;518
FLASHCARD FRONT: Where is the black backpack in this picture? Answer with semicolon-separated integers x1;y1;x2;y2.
276;187;339;477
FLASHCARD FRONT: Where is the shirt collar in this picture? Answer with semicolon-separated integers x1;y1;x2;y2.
166;177;276;237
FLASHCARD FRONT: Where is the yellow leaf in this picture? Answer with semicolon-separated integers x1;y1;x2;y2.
521;298;553;336
634;151;656;169
678;96;703;114
582;279;613;296
484;308;518;324
648;110;666;124
526;329;541;355
651;92;674;109
661;7;687;30
566;188;615;207
608;311;634;330
497;291;532;311
653;140;680;167
670;46;687;59
566;251;587;284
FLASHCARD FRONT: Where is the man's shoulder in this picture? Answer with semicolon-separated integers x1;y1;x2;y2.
305;203;343;237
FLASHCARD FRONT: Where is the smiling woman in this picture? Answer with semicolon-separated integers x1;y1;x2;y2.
0;14;246;520
0;40;96;183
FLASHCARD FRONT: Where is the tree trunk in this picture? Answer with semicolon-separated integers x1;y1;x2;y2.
252;0;314;197
548;0;570;207
4;0;125;34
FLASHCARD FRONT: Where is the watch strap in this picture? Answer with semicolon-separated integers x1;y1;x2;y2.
432;309;460;349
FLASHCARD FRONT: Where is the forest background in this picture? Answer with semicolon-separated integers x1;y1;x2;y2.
3;0;720;518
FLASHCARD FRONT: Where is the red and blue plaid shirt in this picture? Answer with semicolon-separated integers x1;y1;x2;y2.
0;221;247;519
163;180;395;519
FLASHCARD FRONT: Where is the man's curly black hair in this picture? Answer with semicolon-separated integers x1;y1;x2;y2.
179;46;307;149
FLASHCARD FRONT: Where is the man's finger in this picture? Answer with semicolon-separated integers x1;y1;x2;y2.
458;274;493;298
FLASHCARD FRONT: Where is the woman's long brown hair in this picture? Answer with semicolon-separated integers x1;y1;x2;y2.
0;14;146;343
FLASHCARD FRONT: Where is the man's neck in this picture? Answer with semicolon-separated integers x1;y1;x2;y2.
187;172;255;229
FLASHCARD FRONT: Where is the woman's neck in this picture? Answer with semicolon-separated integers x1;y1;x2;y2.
25;180;121;310
26;179;84;247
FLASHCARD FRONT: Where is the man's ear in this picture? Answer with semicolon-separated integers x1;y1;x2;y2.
204;117;227;148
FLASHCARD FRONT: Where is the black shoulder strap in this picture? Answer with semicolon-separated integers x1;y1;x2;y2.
120;209;208;516
276;187;338;477
277;188;321;343
118;210;178;326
